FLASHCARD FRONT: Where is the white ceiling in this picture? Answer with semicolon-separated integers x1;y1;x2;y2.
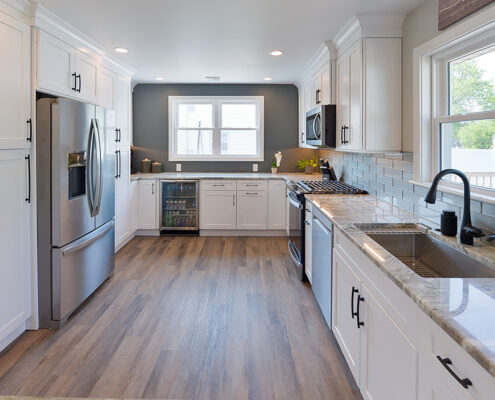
36;0;424;84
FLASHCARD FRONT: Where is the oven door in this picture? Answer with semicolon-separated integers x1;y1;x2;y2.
287;188;305;280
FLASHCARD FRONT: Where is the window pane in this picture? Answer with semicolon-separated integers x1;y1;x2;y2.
449;47;495;115
222;104;257;128
441;119;495;189
177;130;213;155
221;130;257;155
178;104;212;128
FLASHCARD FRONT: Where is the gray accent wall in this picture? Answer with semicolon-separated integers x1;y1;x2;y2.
132;84;315;173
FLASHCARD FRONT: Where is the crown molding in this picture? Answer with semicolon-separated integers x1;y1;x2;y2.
296;41;336;85
0;0;34;23
32;3;136;78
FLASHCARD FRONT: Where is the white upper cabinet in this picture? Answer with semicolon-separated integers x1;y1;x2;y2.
0;11;30;149
74;51;98;103
115;76;131;146
98;66;115;110
334;16;402;152
312;62;331;107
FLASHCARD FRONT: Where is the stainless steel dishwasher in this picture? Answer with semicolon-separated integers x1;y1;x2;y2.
311;207;333;328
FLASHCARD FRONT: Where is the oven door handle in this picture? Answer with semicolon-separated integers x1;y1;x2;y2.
288;192;303;209
288;241;302;268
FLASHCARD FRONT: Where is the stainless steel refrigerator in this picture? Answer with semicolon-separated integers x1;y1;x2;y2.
36;97;116;328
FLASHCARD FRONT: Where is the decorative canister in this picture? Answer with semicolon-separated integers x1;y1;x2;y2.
152;162;162;173
141;158;152;173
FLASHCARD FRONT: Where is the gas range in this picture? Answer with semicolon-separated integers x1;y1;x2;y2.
291;179;368;195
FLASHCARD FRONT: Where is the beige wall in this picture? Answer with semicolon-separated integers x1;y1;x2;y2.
402;0;440;152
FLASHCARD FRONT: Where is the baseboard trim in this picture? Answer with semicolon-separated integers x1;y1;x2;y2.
135;229;160;237
115;231;136;252
0;322;26;354
200;230;287;237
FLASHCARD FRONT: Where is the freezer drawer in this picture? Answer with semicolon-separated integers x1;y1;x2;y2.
52;219;115;321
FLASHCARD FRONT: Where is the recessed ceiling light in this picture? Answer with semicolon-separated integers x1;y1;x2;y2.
155;77;164;81
205;76;221;82
264;77;272;81
114;47;128;53
270;50;284;56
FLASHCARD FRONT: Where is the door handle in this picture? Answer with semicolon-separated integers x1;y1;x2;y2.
26;119;32;142
152;183;155;195
86;121;95;216
313;215;331;235
288;192;303;209
25;155;31;203
72;72;77;91
115;150;121;179
356;295;365;328
351;287;359;319
94;119;103;216
316;89;321;104
342;125;349;144
62;220;114;255
115;129;120;143
436;356;472;389
77;74;82;93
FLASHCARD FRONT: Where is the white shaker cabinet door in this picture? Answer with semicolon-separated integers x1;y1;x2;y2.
115;148;131;247
359;284;418;400
115;77;131;146
138;180;158;230
74;51;98;104
0;12;30;149
237;190;267;230
38;31;75;97
267;180;286;230
0;150;30;350
200;190;237;230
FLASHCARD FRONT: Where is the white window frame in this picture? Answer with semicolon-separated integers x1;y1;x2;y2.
168;96;264;161
413;5;495;200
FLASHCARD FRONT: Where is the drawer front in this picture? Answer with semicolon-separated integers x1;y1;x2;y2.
423;314;495;400
200;180;236;191
236;180;267;191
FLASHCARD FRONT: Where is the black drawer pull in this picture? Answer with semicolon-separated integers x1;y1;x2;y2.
356;295;364;328
351;286;358;319
25;155;31;203
72;72;77;91
436;356;472;389
77;74;82;93
26;119;32;142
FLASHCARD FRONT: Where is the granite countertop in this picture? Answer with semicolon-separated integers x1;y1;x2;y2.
306;193;495;379
130;172;323;182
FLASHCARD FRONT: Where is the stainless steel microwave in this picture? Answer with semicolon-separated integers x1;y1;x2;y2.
305;105;336;147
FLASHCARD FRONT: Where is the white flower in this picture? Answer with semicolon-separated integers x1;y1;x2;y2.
274;151;283;167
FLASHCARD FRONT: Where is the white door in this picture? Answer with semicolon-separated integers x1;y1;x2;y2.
115;77;131;146
360;284;418;400
200;190;236;229
97;66;115;109
0;150;30;348
319;63;330;105
0;12;30;150
138;180;157;229
115;148;130;247
237;191;267;230
304;202;312;283
268;180;286;230
38;31;75;96
332;249;362;383
347;41;362;150
130;180;139;232
336;54;349;149
75;51;98;103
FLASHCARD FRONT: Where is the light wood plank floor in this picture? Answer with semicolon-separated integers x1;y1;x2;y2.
0;236;361;400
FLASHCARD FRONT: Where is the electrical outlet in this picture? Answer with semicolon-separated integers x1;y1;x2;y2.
253;164;258;172
176;163;181;172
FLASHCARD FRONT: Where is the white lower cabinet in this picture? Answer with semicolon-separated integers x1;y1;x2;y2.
237;191;267;230
360;283;418;400
115;148;131;248
138;180;158;229
0;150;30;350
130;180;139;232
200;190;237;229
268;180;286;230
304;202;313;283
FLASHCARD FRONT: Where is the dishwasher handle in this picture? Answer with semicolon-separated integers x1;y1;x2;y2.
313;214;331;236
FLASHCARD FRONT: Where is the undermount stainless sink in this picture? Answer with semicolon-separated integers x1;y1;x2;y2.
366;232;495;279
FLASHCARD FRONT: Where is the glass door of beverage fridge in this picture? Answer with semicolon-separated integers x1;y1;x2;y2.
160;180;199;231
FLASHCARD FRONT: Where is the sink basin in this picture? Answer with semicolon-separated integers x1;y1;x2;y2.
367;232;495;279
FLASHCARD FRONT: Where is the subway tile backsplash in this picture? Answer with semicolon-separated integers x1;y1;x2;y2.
318;149;495;235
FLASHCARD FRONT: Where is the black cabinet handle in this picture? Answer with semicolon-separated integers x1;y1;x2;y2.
340;126;344;145
351;287;359;319
25;155;31;203
77;74;82;93
115;128;120;143
115;150;121;178
356;295;364;328
118;129;121;142
72;72;77;91
342;125;349;144
436;356;472;389
316;89;321;104
26;119;32;142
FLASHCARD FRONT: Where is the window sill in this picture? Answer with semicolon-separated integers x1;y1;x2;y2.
410;181;495;206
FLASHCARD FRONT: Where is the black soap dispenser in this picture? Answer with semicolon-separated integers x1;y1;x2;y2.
441;210;458;237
